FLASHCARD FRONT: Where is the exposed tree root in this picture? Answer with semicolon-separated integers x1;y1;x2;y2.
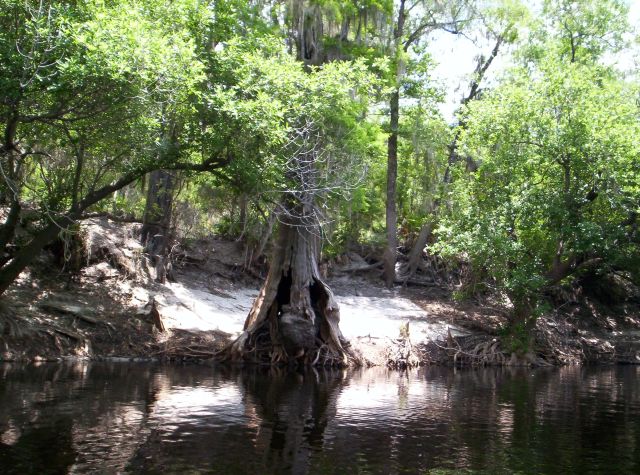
216;213;362;368
386;336;421;369
0;302;93;360
0;310;28;339
218;303;361;368
421;331;553;367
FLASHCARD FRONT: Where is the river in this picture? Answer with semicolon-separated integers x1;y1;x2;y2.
1;363;639;474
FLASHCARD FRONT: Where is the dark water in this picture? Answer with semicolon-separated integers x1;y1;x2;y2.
1;363;639;474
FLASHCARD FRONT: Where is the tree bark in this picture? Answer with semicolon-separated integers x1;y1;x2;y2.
0;198;21;265
397;221;433;282
141;169;176;283
294;2;324;65
383;88;400;288
220;206;357;367
249;210;276;268
236;193;248;242
382;0;406;288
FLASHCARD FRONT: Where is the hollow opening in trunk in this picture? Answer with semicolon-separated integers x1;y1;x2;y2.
275;271;293;311
218;215;358;366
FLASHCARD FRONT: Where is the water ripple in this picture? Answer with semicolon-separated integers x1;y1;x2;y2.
1;364;639;474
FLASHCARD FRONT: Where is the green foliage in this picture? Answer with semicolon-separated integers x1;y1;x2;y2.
0;0;211;216
434;6;640;323
2;0;638;314
520;0;630;65
543;0;629;62
202;37;383;214
397;104;451;229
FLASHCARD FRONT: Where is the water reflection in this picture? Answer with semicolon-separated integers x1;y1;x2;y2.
0;363;639;474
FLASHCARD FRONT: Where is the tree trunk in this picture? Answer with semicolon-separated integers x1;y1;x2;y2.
294;3;324;65
383;88;400;288
504;293;538;357
220;207;358;367
236;193;248;242
0;198;21;265
0;219;66;294
382;0;406;288
397;221;433;282
426;34;505;240
141;169;175;283
249;210;276;268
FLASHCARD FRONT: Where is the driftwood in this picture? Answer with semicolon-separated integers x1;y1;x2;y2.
39;301;98;325
51;326;83;341
337;261;383;273
393;274;438;287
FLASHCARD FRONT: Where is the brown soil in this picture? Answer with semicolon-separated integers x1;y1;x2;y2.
0;218;257;363
1;217;639;367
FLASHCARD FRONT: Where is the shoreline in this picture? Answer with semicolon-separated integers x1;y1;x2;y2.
1;218;639;367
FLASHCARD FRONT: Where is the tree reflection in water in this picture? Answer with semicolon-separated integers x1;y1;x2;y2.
0;417;76;475
241;368;346;474
1;363;639;474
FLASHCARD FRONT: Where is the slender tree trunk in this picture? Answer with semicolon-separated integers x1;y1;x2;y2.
340;16;350;41
382;0;406;288
0;198;21;265
236;193;248;242
250;210;276;268
404;34;505;278
141;169;175;283
0;109;23;264
383;89;400;287
398;221;433;283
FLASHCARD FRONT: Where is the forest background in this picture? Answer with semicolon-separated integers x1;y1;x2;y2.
1;0;639;361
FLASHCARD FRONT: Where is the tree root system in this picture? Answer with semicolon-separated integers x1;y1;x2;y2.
419;331;553;367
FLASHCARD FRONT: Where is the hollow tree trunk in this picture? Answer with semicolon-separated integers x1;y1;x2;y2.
141;169;175;283
220;209;358;367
